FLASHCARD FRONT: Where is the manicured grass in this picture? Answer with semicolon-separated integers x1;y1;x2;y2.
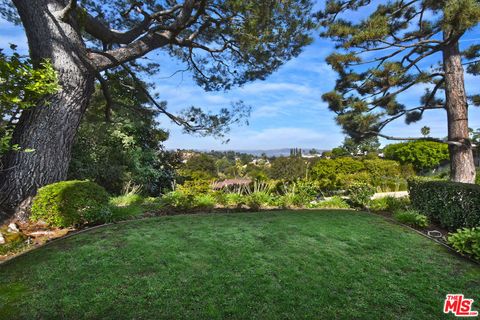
0;210;479;319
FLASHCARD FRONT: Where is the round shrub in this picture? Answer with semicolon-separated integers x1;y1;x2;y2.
31;180;111;227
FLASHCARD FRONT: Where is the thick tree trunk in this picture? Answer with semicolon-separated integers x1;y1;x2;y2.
443;36;476;184
0;0;95;221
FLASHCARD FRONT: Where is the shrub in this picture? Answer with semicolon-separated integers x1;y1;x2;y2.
161;191;194;210
309;196;350;209
110;194;144;207
369;196;410;212
383;141;449;172
194;194;216;210
31;180;111;227
245;192;273;210
225;193;246;208
448;227;480;261
394;210;429;228
347;183;375;208
409;179;480;231
177;179;213;196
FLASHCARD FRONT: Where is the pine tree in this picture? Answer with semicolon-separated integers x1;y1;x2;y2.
319;0;480;183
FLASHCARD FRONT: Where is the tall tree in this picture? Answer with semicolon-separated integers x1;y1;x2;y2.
68;71;181;195
0;0;314;220
319;0;480;183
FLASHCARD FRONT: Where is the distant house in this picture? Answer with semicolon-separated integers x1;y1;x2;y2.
212;178;252;190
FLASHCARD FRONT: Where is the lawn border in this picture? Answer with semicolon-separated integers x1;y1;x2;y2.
1;209;479;267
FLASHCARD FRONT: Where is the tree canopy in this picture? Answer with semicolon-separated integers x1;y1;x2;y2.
383;140;449;172
319;0;480;140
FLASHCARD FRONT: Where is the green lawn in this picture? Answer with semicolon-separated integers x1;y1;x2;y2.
0;210;479;319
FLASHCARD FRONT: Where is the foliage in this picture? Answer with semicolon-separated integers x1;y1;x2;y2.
369;197;410;213
180;154;218;179
347;183;375;208
409;179;480;231
69;75;180;195
225;193;246;208
341;136;380;156
31;180;111;227
160;191;195;210
0;46;59;157
309;196;350;209
394;210;429;228
176;179;213;197
245;192;274;210
448;227;480;261
318;0;480;180
194;194;216;210
110;194;144;207
268;156;308;181
383;141;449;172
310;157;408;191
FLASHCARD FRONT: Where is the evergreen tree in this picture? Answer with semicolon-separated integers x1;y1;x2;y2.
319;0;480;183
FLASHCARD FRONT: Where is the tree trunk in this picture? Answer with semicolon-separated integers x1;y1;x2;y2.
0;0;95;221
443;35;476;184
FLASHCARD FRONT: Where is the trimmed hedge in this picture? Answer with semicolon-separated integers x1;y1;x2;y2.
408;179;480;231
31;180;111;227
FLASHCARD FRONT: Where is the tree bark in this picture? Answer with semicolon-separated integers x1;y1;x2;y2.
443;35;476;184
0;0;95;221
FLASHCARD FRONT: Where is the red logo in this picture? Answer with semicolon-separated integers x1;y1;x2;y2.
444;294;478;317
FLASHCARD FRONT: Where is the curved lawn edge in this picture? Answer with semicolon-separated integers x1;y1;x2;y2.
1;209;478;267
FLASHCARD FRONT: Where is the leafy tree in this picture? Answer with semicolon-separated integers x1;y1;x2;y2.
383;141;449;172
68;72;180;195
0;0;315;219
421;126;431;138
181;154;218;179
331;147;349;158
319;0;480;183
0;46;58;157
342;136;380;155
269;156;307;181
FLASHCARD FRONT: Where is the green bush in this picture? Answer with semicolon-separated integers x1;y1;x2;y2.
161;191;194;210
409;179;480;231
369;196;410;212
31;180;111;227
245;192;273;210
109;194;144;207
347;183;375;208
194;194;216;210
225;193;246;208
394;210;429;228
476;170;480;185
309;196;350;209
448;227;480;261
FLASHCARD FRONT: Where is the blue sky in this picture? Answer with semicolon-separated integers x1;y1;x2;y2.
1;2;479;151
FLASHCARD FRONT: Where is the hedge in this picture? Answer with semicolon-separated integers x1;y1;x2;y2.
408;179;480;231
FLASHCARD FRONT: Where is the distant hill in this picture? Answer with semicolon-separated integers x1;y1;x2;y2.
223;148;327;157
172;148;327;157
